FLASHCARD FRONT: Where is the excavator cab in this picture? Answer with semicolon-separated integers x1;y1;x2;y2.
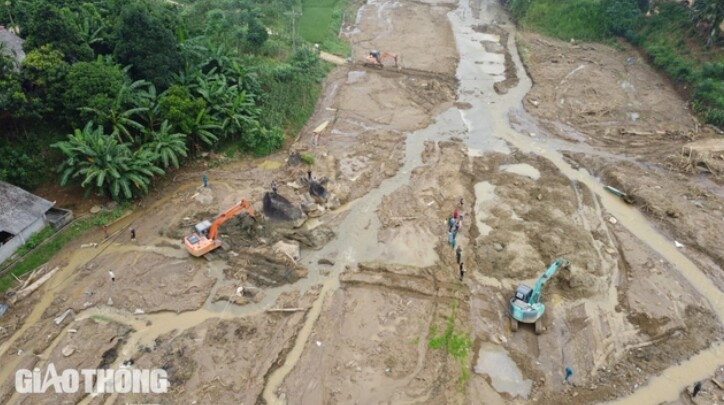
370;50;381;64
514;284;532;302
193;220;213;237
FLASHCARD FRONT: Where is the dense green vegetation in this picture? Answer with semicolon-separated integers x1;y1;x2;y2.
507;0;724;128
0;0;344;197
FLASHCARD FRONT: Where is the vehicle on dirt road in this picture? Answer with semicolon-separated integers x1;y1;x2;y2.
509;258;570;334
364;50;399;69
184;199;256;257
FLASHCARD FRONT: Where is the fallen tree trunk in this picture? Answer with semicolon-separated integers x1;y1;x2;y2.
9;266;60;305
266;307;305;313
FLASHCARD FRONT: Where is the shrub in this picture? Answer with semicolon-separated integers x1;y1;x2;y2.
601;0;642;39
300;152;315;165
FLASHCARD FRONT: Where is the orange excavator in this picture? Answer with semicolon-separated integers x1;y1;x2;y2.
184;199;256;257
364;50;399;69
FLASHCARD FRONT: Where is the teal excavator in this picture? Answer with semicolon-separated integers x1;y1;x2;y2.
508;258;570;334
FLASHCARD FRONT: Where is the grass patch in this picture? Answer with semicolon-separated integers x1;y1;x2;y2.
0;206;127;293
510;0;608;41
428;301;472;389
300;152;315;165
299;0;352;56
13;227;55;258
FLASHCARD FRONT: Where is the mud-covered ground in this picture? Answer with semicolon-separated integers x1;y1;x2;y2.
1;0;722;403
516;32;724;289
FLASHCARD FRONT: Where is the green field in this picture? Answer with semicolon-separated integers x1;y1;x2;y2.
299;0;348;53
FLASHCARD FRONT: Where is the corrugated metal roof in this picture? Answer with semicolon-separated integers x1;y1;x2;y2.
0;26;25;62
0;182;54;235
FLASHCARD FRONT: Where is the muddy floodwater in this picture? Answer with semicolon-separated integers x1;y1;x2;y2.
475;343;533;399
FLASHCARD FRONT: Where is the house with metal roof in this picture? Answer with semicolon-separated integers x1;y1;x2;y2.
0;182;72;264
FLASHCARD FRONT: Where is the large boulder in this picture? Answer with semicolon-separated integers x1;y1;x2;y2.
263;192;303;221
309;181;328;203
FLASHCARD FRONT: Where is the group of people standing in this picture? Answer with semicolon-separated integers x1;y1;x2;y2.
446;198;465;281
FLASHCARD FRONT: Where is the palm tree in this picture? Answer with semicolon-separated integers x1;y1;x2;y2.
81;80;149;144
188;108;221;152
145;120;188;168
135;83;160;139
52;122;164;200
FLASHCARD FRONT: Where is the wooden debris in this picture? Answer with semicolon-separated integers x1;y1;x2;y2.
266;307;305;313
312;120;329;134
9;266;60;304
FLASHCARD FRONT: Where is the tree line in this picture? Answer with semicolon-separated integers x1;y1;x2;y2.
0;0;326;199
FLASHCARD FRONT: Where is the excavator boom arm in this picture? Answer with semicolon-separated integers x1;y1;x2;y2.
529;258;570;304
381;52;398;65
207;200;255;240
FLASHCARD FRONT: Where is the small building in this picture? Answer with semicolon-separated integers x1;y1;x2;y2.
0;182;72;264
0;25;25;63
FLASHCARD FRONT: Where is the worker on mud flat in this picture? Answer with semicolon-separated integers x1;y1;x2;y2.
102;225;109;239
564;367;573;384
692;381;702;397
307;169;313;180
453;208;459;220
130;228;136;241
456;245;462;264
271;180;278;194
448;216;455;232
108;270;115;282
459;262;464;281
202;173;208;188
459;198;464;209
454;216;462;233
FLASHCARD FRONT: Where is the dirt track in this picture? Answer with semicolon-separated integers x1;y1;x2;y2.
1;0;723;403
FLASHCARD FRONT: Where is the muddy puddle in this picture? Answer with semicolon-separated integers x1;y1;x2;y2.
474;343;533;399
500;163;540;180
473;181;495;236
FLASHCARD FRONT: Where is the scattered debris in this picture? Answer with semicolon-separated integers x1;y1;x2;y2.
266;307;306;313
54;309;75;325
9;267;60;304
